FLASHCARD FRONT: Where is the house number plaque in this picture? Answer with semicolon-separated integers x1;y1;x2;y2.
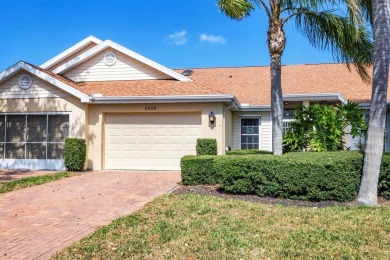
145;106;157;111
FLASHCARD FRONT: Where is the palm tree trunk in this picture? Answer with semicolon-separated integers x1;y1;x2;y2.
268;19;286;155
357;0;390;206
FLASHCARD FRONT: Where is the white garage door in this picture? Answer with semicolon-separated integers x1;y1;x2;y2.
104;113;201;170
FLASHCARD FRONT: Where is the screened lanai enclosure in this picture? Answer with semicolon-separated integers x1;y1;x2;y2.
0;114;69;170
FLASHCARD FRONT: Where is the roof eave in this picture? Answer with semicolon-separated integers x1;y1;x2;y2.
89;94;239;105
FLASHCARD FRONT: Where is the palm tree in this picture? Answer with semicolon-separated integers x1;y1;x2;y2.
358;0;390;206
217;0;373;155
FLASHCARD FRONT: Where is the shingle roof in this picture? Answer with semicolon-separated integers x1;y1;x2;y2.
75;80;223;96
175;64;384;106
30;62;386;106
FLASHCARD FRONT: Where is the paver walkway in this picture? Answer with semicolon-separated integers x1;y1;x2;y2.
0;171;181;259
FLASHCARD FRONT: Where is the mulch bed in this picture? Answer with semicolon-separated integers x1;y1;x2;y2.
172;185;390;207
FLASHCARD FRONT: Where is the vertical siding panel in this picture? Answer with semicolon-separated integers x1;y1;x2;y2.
232;113;239;150
260;112;272;151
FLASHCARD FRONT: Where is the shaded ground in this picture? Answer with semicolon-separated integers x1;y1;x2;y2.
172;185;390;207
0;169;57;182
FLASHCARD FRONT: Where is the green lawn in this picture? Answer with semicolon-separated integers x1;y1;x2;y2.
0;172;78;194
53;194;390;259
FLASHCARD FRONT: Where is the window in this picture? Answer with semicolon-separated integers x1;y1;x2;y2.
241;118;260;149
283;119;294;134
0;114;69;160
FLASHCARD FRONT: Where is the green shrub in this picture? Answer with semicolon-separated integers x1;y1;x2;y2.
227;149;273;155
283;102;367;152
181;155;218;185
64;138;86;171
196;139;217;155
380;153;390;199
216;151;363;202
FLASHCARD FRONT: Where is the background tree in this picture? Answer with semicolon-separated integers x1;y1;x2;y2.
358;0;390;206
217;0;373;155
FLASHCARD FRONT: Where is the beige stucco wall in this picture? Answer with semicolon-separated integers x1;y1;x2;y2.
87;102;224;170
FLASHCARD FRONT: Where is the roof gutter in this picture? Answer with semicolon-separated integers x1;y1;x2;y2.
89;94;241;107
283;93;346;104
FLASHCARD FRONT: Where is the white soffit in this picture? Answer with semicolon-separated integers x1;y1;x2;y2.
40;36;103;69
0;61;90;102
283;93;346;103
53;40;192;82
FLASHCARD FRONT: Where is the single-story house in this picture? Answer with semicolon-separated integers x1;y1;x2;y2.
0;36;388;171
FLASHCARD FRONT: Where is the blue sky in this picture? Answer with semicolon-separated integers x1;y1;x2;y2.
0;0;337;72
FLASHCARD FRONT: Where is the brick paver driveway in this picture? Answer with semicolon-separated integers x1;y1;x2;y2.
0;171;181;259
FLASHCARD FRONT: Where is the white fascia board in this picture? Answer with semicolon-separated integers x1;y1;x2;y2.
40;36;103;69
239;105;271;112
53;40;192;82
283;93;346;103
90;94;237;104
0;62;90;102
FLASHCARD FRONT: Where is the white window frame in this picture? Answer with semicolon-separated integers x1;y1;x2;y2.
0;112;71;170
283;119;295;134
238;115;261;150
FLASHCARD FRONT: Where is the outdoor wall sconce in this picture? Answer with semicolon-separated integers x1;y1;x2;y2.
209;111;216;125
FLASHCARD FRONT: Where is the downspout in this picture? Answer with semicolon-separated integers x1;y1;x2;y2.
223;103;235;154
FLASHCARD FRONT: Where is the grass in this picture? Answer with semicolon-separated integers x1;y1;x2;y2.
53;194;390;259
0;171;78;194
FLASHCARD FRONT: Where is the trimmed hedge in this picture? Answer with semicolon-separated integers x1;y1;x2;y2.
216;152;363;202
181;155;218;185
227;149;273;155
380;153;390;199
180;151;390;201
64;138;86;171
196;138;217;155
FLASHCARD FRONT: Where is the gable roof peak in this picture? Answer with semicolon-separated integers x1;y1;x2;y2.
53;39;192;82
40;36;103;70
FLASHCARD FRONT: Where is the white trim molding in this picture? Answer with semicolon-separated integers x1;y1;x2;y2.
53;40;192;82
90;94;241;106
283;93;346;103
0;61;91;102
40;36;103;69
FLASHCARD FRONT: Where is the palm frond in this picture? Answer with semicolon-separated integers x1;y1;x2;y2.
355;0;373;24
294;9;373;82
217;0;255;20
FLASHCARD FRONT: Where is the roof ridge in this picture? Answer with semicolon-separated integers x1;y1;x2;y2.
174;63;345;70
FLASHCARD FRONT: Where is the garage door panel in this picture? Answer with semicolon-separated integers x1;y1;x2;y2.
105;113;201;170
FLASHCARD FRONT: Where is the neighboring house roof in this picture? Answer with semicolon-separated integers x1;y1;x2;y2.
176;64;386;106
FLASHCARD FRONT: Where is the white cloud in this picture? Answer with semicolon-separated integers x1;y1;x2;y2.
166;30;188;45
200;34;226;44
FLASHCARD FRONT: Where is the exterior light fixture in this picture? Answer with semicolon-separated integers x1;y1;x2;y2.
208;111;216;125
